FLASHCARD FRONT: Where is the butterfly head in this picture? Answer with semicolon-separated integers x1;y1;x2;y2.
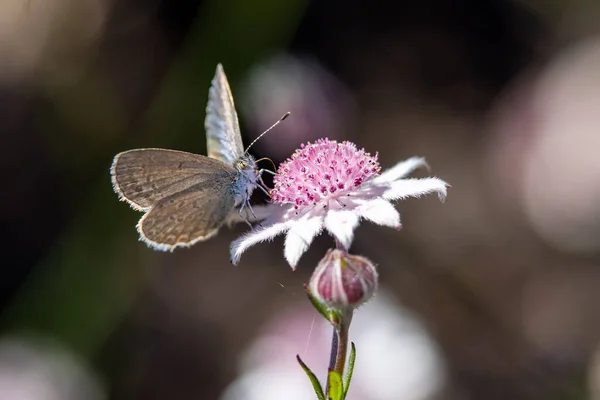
234;154;257;173
234;154;259;187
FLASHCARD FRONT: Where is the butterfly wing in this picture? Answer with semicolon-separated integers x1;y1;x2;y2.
205;64;244;165
111;148;235;211
137;179;236;250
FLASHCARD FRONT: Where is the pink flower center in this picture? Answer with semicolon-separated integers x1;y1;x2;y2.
270;138;381;208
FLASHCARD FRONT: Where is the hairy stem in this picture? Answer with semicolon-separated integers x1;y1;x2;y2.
326;310;353;395
333;313;351;374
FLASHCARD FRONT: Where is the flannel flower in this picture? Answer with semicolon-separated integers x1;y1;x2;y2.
230;138;449;269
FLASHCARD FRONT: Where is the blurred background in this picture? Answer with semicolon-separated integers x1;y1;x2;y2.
2;0;600;398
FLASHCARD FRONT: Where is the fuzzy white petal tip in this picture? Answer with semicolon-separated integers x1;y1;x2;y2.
373;157;430;184
357;199;401;228
230;222;289;265
283;217;323;269
382;177;449;202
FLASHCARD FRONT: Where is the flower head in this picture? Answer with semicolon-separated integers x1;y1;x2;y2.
270;139;381;207
230;138;449;269
309;249;378;310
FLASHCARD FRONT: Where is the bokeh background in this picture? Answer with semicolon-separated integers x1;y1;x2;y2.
2;0;600;398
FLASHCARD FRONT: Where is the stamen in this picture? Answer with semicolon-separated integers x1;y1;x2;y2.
271;138;380;207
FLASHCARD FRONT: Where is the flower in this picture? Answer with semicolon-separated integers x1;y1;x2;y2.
230;138;449;268
309;249;378;310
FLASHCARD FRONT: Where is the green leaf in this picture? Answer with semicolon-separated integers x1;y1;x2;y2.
297;355;325;400
327;370;343;400
342;342;356;399
304;284;331;322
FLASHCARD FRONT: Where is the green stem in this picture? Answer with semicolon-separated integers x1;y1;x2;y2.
326;310;353;397
333;312;351;374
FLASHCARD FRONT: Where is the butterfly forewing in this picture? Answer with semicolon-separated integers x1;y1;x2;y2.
111;148;236;210
137;179;236;250
205;64;244;165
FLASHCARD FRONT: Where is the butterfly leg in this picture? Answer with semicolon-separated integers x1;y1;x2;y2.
246;202;261;227
257;183;271;197
237;200;253;228
245;186;265;228
257;168;276;197
259;169;277;176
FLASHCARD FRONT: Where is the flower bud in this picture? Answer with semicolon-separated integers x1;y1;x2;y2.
308;249;378;310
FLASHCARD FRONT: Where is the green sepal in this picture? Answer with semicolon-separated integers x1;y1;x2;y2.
342;342;356;399
304;284;331;322
328;309;343;330
327;369;343;400
303;285;345;329
297;355;326;400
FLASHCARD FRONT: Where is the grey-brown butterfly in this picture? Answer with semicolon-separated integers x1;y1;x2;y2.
111;64;286;251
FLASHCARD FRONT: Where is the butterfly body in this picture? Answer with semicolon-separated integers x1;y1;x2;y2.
230;154;259;207
111;64;260;251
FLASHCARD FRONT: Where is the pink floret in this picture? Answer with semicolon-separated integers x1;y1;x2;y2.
270;138;381;207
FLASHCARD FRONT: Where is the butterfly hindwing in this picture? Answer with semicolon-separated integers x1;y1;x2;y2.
137;179;236;250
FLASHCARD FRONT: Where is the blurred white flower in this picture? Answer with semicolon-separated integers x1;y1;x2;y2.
0;336;106;400
521;38;600;254
0;0;108;84
240;54;353;159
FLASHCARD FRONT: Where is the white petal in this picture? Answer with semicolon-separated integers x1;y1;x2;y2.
357;199;401;228
373;157;429;184
324;209;360;250
382;177;448;202
230;222;290;265
284;216;323;269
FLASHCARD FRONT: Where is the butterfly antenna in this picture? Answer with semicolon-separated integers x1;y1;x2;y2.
244;112;290;155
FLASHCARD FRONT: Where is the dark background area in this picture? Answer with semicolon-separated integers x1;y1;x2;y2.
1;0;600;398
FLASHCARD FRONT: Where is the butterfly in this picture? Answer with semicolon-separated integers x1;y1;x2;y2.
110;64;283;251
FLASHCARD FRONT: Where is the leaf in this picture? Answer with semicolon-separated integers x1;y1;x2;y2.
297;355;325;400
327;369;343;400
342;342;356;399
